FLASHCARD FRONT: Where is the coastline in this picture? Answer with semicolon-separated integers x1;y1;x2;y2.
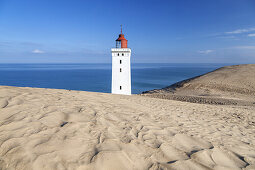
142;64;255;106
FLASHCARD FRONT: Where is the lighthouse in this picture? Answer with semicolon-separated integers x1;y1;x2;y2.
111;26;131;95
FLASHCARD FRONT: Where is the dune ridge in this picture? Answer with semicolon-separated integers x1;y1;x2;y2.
142;64;255;106
0;85;255;169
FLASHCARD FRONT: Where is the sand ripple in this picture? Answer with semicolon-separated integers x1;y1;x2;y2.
0;86;254;170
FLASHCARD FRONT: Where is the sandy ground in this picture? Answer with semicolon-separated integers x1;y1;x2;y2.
0;86;255;170
142;64;255;106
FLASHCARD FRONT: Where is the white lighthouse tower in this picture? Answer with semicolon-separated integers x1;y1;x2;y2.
111;26;131;95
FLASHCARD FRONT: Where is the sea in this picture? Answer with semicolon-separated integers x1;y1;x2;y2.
0;63;232;94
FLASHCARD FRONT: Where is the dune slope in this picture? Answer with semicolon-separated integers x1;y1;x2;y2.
142;64;255;106
0;86;255;170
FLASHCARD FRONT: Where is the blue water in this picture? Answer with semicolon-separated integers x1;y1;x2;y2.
0;63;232;94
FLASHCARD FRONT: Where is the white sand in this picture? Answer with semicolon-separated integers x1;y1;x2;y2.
0;86;254;169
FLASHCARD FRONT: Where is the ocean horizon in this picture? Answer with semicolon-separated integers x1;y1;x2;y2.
0;63;234;94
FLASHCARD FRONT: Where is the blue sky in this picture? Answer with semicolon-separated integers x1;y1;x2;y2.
0;0;255;63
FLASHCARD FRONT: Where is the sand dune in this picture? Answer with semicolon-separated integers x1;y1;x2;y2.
142;64;255;106
0;85;254;170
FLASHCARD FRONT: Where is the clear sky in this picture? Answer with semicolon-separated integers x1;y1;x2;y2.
0;0;255;63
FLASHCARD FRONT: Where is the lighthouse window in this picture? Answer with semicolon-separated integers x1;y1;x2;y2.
120;60;122;64
117;53;119;56
120;86;122;90
122;53;124;56
120;68;122;72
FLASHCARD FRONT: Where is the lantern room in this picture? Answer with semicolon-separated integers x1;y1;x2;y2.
116;25;128;48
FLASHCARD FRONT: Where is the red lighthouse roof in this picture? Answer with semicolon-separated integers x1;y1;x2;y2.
116;34;127;41
116;25;128;48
